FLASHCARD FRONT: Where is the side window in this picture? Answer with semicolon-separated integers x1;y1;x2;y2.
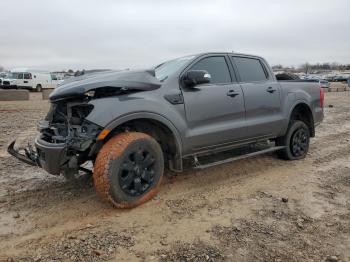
233;57;268;82
17;73;24;79
24;73;31;79
190;56;232;84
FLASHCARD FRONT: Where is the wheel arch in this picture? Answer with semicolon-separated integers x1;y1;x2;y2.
288;102;315;137
36;83;42;91
103;112;183;171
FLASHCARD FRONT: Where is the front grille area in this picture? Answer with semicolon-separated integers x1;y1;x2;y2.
41;103;69;143
3;81;10;85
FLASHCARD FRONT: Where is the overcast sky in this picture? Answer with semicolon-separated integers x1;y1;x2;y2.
0;0;349;71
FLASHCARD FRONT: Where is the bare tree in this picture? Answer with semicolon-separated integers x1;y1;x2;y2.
0;65;4;72
272;64;283;70
300;63;310;74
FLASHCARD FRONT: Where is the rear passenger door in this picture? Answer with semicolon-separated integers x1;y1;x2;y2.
23;73;32;89
181;55;246;152
231;56;282;138
16;73;24;88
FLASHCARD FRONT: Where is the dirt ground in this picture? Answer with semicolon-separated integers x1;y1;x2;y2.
0;92;349;262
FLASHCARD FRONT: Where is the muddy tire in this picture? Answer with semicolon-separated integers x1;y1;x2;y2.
276;120;310;160
36;84;42;92
93;132;164;208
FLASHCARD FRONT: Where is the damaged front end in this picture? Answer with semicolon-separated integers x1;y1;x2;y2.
8;99;103;176
8;69;162;176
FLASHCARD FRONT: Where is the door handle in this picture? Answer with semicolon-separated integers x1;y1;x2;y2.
227;90;239;97
266;87;277;93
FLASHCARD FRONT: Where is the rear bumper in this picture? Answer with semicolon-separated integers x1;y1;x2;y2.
313;104;324;128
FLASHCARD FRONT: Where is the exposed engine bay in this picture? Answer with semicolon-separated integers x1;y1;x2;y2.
41;101;100;147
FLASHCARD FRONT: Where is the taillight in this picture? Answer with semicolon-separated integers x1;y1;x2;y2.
320;87;324;108
29;73;32;79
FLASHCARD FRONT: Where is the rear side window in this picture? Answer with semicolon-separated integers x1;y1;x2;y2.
190;56;232;84
233;57;268;82
17;73;24;79
24;73;31;79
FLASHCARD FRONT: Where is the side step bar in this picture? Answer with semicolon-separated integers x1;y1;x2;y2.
193;146;285;170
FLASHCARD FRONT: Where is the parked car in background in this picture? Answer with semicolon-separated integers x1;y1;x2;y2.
1;70;63;91
333;75;350;82
275;73;329;88
1;72;19;89
304;74;322;80
324;75;335;82
319;80;330;88
0;72;9;86
297;78;330;88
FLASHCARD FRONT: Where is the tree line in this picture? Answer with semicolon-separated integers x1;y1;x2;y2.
272;63;350;72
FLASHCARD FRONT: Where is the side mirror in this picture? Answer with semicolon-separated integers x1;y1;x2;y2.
183;70;211;87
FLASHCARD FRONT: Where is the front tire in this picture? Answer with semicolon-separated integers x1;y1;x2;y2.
276;120;310;160
93;132;164;208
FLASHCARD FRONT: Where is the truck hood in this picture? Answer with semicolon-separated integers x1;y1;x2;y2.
49;69;161;101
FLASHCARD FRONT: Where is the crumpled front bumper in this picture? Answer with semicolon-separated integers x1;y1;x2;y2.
35;136;68;175
8;136;68;176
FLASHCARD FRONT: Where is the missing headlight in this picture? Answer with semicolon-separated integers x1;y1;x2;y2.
70;104;94;125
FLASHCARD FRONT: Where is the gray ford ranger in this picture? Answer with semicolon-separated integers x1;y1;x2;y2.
8;52;324;208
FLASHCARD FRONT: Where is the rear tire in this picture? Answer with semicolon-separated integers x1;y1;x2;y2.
93;132;164;208
36;84;42;92
276;120;310;160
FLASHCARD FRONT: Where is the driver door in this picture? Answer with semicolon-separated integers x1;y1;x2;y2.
181;55;246;153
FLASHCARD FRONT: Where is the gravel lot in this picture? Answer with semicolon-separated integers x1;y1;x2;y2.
0;92;349;261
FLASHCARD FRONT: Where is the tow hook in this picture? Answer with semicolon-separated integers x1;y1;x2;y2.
7;140;40;167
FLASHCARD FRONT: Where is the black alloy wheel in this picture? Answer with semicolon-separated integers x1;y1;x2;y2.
93;132;164;208
276;120;310;160
119;148;156;197
290;128;308;157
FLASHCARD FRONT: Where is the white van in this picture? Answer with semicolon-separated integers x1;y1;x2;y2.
2;70;63;91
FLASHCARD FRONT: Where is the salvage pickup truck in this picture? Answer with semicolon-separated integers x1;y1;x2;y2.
8;52;324;208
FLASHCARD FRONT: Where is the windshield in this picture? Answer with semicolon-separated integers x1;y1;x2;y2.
155;55;195;81
7;73;19;79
